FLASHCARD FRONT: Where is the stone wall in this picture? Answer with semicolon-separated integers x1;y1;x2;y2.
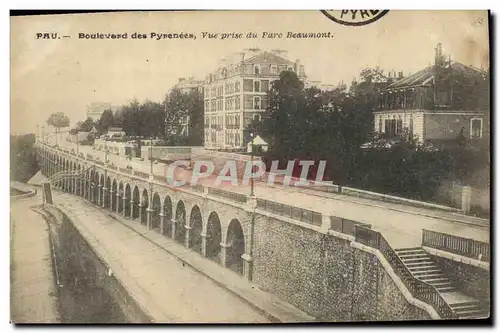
54;210;151;323
428;254;490;300
251;213;432;321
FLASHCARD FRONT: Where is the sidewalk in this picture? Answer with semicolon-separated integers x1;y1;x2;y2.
52;191;314;323
10;190;60;323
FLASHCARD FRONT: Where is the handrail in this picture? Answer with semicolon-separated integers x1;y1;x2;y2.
256;198;322;227
354;226;456;319
422;229;490;262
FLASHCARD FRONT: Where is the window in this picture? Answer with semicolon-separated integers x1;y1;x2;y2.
271;65;277;74
235;97;240;109
470;118;483;138
396;118;403;135
254;97;261;109
287;66;294;72
205;101;209;111
254;65;260;75
378;118;383;133
409;116;414;135
254;81;260;92
253;114;261;122
235;81;240;92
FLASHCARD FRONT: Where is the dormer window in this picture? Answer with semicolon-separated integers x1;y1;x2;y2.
254;65;260;75
271;65;278;74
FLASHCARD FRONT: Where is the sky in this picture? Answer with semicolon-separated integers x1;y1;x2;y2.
10;10;490;135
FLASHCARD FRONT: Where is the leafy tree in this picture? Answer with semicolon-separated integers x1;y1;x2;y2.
10;134;38;182
97;109;115;134
78;117;96;132
46;112;70;142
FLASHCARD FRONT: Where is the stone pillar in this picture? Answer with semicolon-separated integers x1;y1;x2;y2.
130;200;135;219
122;196;128;217
242;253;253;281
146;207;154;230
109;190;115;211
171;219;178;240
117;192;122;213
219;242;231;268
138;204;144;224
102;187;108;208
184;225;192;248
200;232;208;257
159;208;165;235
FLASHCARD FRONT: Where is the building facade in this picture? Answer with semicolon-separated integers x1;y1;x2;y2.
374;43;490;143
203;49;306;151
86;102;118;121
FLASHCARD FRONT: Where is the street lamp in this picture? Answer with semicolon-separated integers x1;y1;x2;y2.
250;132;255;197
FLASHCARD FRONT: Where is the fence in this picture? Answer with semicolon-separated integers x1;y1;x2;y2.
256;198;322;227
134;171;149;179
354;226;456;319
329;216;371;236
208;187;247;203
422;229;490;262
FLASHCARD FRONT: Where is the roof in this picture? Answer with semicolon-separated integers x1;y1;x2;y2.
243;51;293;66
108;127;123;132
384;62;489;91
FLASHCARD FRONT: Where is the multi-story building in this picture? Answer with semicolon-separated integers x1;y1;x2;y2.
373;43;490;143
86;102;118;121
203;48;306;151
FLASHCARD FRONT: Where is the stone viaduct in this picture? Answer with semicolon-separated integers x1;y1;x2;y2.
35;141;490;321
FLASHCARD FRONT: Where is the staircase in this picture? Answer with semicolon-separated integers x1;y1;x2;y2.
395;247;490;319
395;247;455;292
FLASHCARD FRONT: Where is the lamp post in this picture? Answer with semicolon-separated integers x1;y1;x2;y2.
250;132;255;197
76;130;79;156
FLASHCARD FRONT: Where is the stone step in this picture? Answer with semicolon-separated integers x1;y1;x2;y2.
394;248;425;254
408;268;440;274
398;253;429;259
419;277;449;283
436;286;456;292
402;257;433;264
450;303;481;312
458;310;490;319
405;260;436;267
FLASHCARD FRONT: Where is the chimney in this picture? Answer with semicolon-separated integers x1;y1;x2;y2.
435;43;445;67
295;59;301;73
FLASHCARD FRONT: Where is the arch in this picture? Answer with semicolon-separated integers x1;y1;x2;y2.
189;205;203;254
141;188;149;225
132;186;140;219
151;192;161;231
174;200;186;245
226;219;245;275
118;181;124;213
111;179;118;212
162;196;173;237
124;183;132;217
206;212;222;262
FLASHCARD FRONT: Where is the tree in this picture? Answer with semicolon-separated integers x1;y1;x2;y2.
10;134;38;182
97;109;115;134
46;112;70;143
77;117;96;132
163;88;204;145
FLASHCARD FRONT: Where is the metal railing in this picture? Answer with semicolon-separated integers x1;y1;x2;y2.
134;170;149;179
422;229;490;262
256;198;322;227
354;226;456;319
208;187;247;203
330;216;371;235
